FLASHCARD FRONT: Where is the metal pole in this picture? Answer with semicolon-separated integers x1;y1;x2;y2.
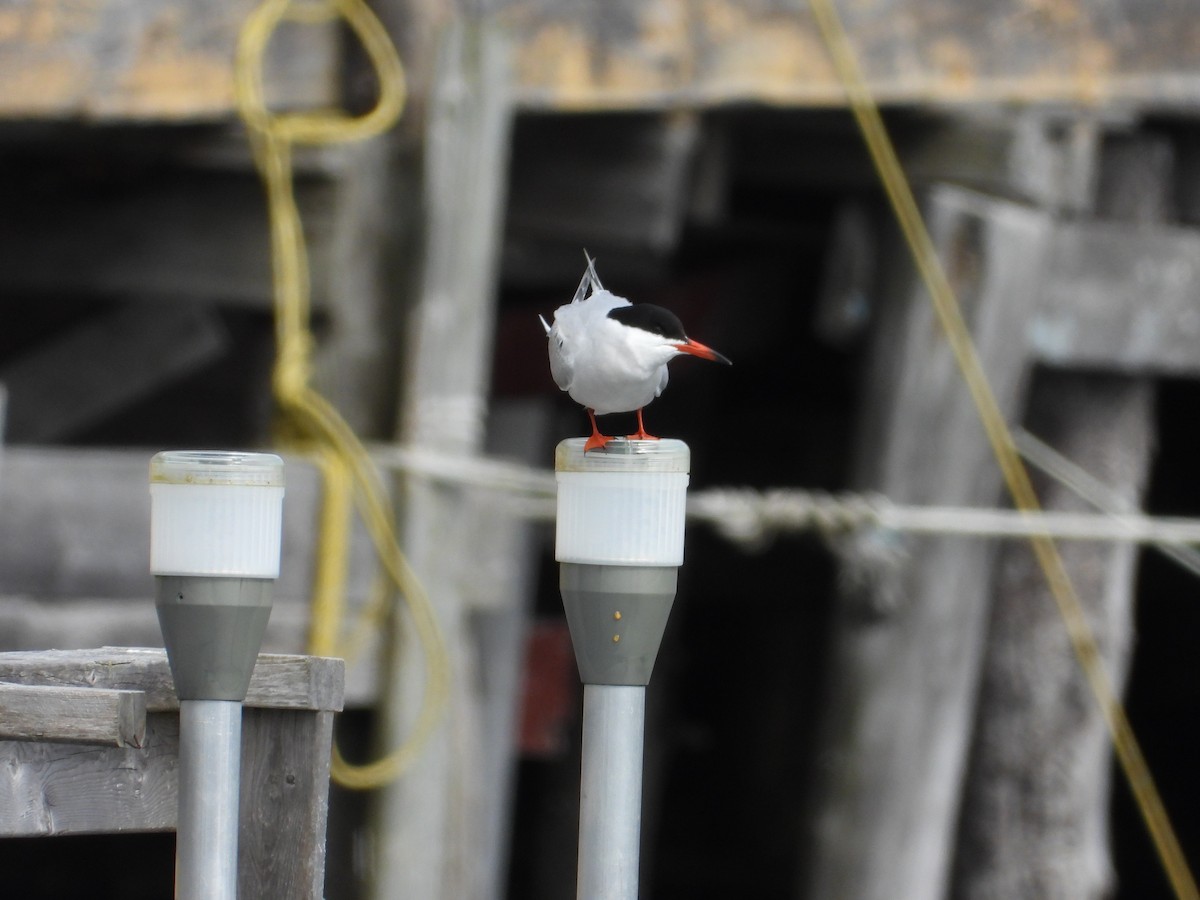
176;700;242;900
150;450;285;900
555;438;691;900
578;684;646;900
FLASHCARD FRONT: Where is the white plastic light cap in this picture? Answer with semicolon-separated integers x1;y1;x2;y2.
149;451;286;578
555;438;691;566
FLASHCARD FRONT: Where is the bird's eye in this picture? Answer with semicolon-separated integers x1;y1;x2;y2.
557;338;565;349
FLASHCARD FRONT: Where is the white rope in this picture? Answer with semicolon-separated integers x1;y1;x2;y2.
1015;428;1200;579
368;442;1200;550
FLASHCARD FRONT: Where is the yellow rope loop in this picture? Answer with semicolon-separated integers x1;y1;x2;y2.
236;0;406;146
807;1;1199;896
235;0;450;791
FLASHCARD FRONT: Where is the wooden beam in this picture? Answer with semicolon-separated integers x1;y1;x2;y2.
0;647;344;713
0;682;146;748
501;0;1200;111
1032;220;1200;374
0;0;338;119
4;0;1198;120
0;711;180;836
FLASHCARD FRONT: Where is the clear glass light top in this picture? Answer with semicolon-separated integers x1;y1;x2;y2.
150;450;285;487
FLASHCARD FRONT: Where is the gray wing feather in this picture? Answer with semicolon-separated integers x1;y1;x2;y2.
547;327;573;391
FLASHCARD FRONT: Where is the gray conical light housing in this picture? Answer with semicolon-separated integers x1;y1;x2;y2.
150;451;285;701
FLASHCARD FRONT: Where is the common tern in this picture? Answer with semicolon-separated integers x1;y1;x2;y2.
541;256;731;452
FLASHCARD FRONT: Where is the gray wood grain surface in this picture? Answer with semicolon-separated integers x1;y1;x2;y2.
0;682;146;747
0;648;344;898
0;647;343;712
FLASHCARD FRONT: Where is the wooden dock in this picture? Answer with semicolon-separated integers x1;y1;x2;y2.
0;648;343;899
2;2;1199;898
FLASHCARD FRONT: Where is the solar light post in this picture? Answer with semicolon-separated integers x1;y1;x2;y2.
149;451;285;900
555;438;690;900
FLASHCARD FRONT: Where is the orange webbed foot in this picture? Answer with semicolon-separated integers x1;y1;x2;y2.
584;409;611;452
626;408;660;442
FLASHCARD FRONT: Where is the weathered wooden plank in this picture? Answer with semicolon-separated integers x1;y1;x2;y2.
0;446;358;607
501;0;1200;110
802;185;1053;900
4;0;1197;120
952;374;1153;898
0;682;146;748
1032;220;1200;374
240;707;336;900
0;0;338;119
468;399;552;897
0;648;344;713
951;130;1167;900
0;648;342;897
1030;129;1200;375
0;595;313;664
0;711;179;836
0;700;338;896
0;709;338;896
0;303;228;443
372;19;516;900
0;448;158;599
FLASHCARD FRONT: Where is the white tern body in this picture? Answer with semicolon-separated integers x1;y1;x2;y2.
541;257;729;450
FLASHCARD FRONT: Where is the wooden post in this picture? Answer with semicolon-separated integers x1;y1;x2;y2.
368;18;517;900
950;132;1172;899
801;184;1052;900
951;374;1153;899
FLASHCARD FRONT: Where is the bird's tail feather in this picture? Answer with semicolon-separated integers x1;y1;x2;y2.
572;250;603;303
585;251;602;293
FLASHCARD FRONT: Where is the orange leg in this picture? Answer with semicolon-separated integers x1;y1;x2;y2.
583;409;610;452
628;408;659;442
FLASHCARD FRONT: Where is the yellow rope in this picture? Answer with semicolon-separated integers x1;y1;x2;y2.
308;448;353;659
235;0;451;790
807;2;1198;896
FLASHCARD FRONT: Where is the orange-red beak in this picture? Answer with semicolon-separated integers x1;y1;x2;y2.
675;338;731;366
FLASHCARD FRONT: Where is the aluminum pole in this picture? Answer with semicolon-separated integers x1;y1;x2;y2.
176;699;242;900
577;683;646;900
556;439;689;900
